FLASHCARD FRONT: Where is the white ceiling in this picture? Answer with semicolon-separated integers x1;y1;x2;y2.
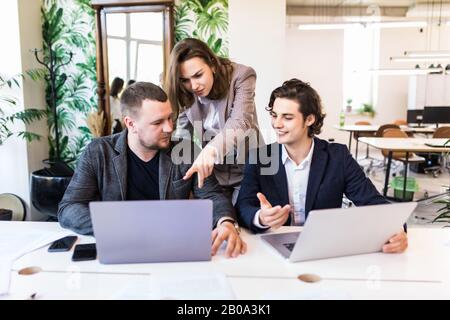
287;0;450;7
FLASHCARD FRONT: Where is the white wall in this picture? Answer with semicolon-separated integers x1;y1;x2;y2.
285;23;450;145
18;0;47;220
377;27;427;125
229;0;286;143
0;0;46;221
285;27;347;144
0;0;30;213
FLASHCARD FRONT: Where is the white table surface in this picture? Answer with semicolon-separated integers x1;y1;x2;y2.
2;222;450;299
358;137;449;153
334;125;436;134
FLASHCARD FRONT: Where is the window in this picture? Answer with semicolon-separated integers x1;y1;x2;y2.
343;24;380;111
106;12;164;87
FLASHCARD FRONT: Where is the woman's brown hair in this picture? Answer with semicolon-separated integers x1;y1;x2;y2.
165;38;233;117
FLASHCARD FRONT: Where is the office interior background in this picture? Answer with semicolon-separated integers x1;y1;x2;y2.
1;0;448;221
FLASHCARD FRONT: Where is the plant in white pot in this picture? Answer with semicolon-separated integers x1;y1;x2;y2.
358;103;376;118
346;98;353;113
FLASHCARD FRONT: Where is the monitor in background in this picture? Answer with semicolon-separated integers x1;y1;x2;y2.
407;109;424;127
423;106;450;127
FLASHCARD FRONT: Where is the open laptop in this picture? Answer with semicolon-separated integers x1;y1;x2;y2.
89;200;212;264
261;202;416;262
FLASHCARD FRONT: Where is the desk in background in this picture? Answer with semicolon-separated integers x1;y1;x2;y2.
358;138;449;200
334;125;436;158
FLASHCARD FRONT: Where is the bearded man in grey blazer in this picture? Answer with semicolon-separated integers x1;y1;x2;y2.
58;82;246;258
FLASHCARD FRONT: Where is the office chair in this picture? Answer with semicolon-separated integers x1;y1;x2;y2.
353;121;374;161
433;126;450;138
394;119;414;137
423;126;450;178
381;128;425;181
365;124;400;175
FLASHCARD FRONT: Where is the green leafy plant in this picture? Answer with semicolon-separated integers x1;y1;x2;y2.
175;0;229;57
174;1;193;42
432;197;450;225
358;103;376;117
0;73;47;145
40;0;97;167
345;98;353;112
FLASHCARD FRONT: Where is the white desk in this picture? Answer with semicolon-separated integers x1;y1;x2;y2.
359;137;449;200
2;222;450;299
334;125;436;159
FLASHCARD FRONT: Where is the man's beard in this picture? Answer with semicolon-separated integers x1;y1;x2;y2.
138;134;171;151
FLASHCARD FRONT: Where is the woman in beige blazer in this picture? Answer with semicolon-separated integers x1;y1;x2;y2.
166;38;261;204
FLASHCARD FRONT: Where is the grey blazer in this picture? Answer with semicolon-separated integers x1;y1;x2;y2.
174;63;264;187
58;130;236;235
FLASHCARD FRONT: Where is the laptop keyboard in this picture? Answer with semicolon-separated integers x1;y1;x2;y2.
283;242;296;252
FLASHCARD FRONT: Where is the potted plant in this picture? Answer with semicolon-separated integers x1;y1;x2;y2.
0;74;47;146
1;73;47;221
346;98;353;113
358;103;376;118
29;4;76;221
432;196;450;226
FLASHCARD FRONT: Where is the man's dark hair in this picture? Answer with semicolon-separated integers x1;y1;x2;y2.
266;78;326;137
120;82;168;116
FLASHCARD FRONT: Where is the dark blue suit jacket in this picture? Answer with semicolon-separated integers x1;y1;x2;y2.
235;138;388;233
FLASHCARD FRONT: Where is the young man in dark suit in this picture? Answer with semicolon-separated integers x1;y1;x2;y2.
235;79;407;253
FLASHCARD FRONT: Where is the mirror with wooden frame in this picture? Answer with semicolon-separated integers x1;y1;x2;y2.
91;0;174;136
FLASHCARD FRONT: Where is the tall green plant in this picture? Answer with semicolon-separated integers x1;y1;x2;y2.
0;74;47;145
41;0;97;167
175;0;229;57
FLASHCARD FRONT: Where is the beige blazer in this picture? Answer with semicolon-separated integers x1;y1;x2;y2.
174;63;263;187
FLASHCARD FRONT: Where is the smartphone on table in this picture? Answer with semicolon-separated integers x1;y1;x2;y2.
48;236;78;252
71;243;97;262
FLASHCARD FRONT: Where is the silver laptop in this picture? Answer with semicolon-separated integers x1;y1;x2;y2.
89;200;212;264
261;202;416;262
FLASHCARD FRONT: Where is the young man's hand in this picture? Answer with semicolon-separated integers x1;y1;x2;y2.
257;192;291;229
211;221;247;258
383;231;408;253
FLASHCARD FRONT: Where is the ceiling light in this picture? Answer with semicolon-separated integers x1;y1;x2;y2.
297;23;355;30
297;21;427;31
404;50;450;58
391;56;450;62
368;67;442;76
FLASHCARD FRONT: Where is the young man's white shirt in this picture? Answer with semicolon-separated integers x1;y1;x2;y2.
253;140;315;228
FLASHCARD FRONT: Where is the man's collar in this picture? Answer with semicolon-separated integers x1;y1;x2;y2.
281;139;315;167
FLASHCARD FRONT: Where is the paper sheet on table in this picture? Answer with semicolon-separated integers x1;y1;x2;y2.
0;260;12;296
149;271;235;300
262;287;351;300
0;229;74;261
0;229;75;296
